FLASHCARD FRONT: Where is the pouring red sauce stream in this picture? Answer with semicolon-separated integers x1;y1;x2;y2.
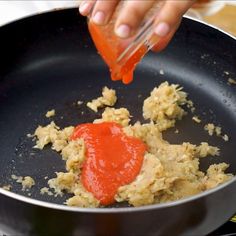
88;22;147;84
71;122;147;205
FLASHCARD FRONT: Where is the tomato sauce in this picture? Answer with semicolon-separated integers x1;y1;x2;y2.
71;122;146;205
88;22;148;84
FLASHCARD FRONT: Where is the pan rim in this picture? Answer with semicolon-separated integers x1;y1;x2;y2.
184;15;236;41
0;176;235;213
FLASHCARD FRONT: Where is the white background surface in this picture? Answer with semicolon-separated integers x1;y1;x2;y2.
0;1;80;26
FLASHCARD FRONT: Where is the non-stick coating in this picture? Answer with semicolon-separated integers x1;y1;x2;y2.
0;8;236;236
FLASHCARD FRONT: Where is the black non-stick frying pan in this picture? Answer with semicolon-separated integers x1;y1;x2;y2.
0;8;236;236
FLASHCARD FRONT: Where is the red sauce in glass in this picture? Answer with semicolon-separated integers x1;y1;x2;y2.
71;122;146;205
88;22;147;84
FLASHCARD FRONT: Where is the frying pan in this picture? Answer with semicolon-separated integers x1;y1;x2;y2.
0;8;236;236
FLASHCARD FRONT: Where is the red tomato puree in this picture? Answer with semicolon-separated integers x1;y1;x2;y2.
71;122;147;205
88;22;147;84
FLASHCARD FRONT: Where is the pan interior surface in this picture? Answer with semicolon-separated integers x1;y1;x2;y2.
0;9;236;208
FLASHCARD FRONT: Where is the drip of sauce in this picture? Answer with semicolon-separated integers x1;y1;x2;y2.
71;122;147;205
88;22;148;84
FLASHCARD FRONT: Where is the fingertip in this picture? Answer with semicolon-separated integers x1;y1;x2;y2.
115;1;155;39
79;1;93;16
92;11;106;25
91;0;119;26
152;21;180;52
115;24;131;38
154;22;170;37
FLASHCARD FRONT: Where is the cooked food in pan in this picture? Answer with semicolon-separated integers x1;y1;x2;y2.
34;82;233;208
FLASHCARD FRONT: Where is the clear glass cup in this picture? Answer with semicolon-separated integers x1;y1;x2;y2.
87;1;163;83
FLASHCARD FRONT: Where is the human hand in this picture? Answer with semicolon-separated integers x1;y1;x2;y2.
79;0;195;52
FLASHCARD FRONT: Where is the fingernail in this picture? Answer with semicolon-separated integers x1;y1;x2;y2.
79;2;91;15
154;22;170;37
115;24;131;38
92;11;106;25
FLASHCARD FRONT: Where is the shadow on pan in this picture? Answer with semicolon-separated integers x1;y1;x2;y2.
0;8;236;236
